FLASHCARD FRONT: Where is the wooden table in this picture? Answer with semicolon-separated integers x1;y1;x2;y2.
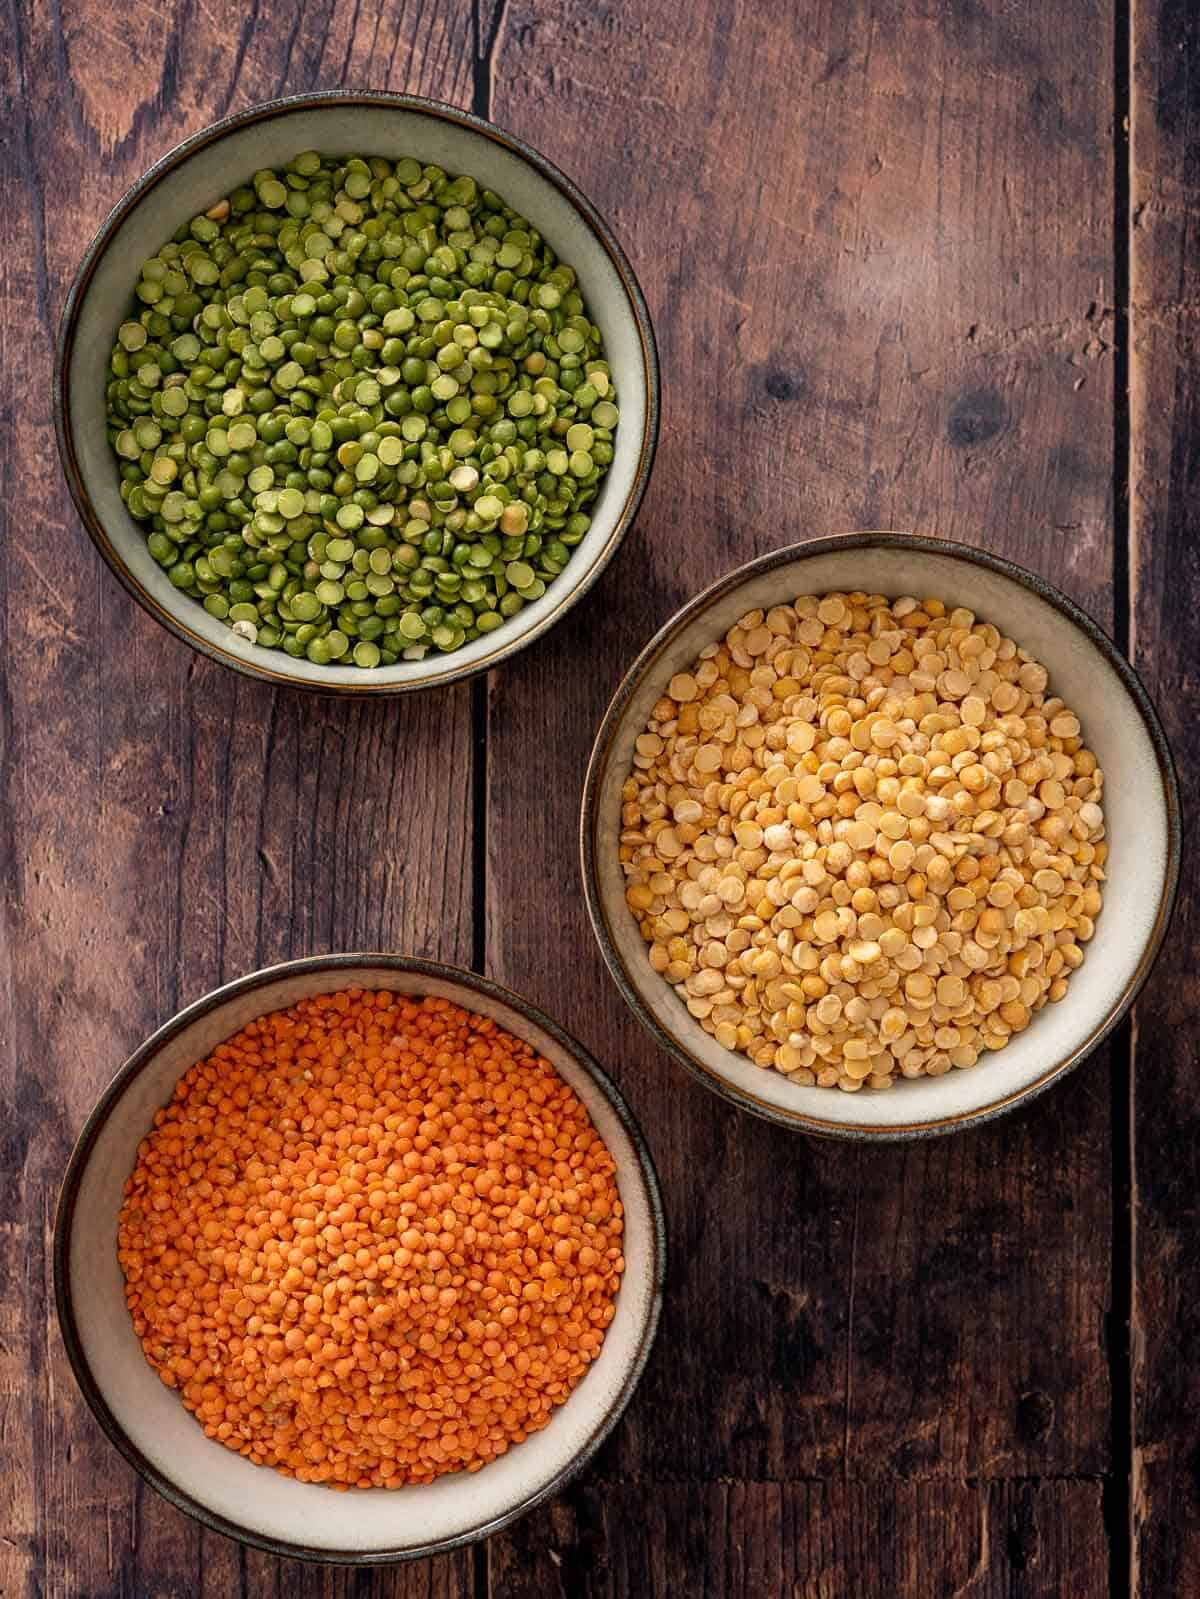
3;0;1196;1592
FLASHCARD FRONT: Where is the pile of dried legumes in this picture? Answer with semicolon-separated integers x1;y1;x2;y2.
118;990;624;1487
619;592;1106;1091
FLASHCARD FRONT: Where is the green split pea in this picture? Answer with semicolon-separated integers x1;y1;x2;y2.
106;152;620;668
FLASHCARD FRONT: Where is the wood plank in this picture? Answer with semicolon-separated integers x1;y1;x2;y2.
1129;0;1200;1591
240;1545;472;1598
0;4;478;1596
487;1478;1110;1597
485;0;1116;1517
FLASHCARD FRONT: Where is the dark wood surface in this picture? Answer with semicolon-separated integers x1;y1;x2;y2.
0;0;1193;1594
1129;0;1200;1591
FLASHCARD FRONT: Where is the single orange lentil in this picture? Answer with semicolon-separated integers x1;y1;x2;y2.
118;990;625;1490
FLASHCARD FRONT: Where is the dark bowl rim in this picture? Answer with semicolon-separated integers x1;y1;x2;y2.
580;530;1183;1141
53;90;661;697
53;953;667;1564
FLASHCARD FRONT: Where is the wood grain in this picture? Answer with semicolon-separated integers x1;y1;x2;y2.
1;0;1191;1591
0;3;477;1596
488;1478;1110;1597
486;0;1116;1506
1129;0;1200;1591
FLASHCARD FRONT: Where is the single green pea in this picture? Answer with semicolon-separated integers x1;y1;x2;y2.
289;590;322;621
505;560;535;590
160;386;190;418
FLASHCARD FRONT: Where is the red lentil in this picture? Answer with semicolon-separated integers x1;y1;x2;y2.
118;989;625;1488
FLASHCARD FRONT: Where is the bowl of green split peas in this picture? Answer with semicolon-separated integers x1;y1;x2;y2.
56;91;660;693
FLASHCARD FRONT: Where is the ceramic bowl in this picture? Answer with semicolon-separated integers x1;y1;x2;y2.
582;533;1181;1140
55;92;659;695
54;955;665;1561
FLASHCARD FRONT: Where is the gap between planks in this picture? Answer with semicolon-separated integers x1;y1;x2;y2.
1108;0;1137;1597
469;19;508;1599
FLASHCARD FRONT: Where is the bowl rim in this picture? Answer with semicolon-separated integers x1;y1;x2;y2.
580;530;1183;1141
53;953;667;1563
53;90;661;697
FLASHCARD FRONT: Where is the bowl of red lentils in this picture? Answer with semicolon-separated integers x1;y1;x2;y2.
582;533;1180;1139
54;956;664;1561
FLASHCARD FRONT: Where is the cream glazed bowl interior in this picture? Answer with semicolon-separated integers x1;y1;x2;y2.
582;533;1181;1140
55;92;659;695
54;956;665;1562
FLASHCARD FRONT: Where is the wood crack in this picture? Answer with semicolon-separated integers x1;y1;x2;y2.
472;0;510;113
963;307;1115;354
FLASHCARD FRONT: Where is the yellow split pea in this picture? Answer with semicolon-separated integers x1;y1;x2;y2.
619;592;1106;1092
